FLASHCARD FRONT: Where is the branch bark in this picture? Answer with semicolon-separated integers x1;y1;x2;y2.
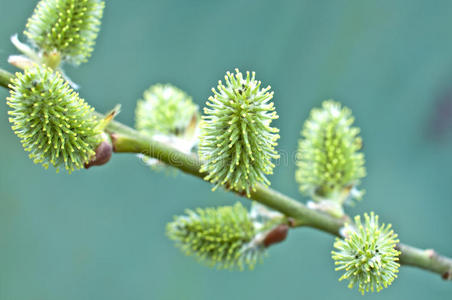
1;67;451;280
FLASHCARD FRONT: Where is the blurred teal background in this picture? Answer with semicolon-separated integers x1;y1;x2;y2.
1;0;452;299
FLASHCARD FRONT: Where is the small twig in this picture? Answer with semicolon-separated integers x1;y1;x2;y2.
1;67;451;280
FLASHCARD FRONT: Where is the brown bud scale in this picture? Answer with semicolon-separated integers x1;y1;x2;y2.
85;140;113;169
263;224;289;248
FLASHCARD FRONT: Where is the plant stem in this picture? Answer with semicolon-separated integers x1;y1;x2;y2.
0;67;451;280
110;132;344;235
397;244;452;279
0;68;12;87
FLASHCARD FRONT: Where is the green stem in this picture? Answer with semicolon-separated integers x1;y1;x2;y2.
110;132;343;235
0;68;12;87
1;68;451;280
397;244;452;279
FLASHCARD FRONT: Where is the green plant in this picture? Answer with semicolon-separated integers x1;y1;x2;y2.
24;0;104;67
135;83;199;167
199;69;280;197
0;0;451;295
296;100;366;217
167;202;261;270
136;83;198;137
7;65;103;172
332;212;400;294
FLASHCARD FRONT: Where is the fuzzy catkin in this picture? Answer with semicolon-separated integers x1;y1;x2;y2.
24;0;105;66
331;212;400;294
296;100;365;199
167;202;265;270
135;83;198;137
7;65;102;172
199;69;280;197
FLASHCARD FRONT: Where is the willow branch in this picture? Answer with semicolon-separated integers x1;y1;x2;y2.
0;69;11;87
0;67;451;280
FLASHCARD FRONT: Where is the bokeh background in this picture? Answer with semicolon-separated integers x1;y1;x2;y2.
1;0;452;299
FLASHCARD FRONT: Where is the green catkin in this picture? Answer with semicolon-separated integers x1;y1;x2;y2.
331;212;401;295
7;65;102;172
167;202;265;270
24;0;105;66
296;100;365;200
134;83;199;169
135;83;198;137
199;69;280;197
